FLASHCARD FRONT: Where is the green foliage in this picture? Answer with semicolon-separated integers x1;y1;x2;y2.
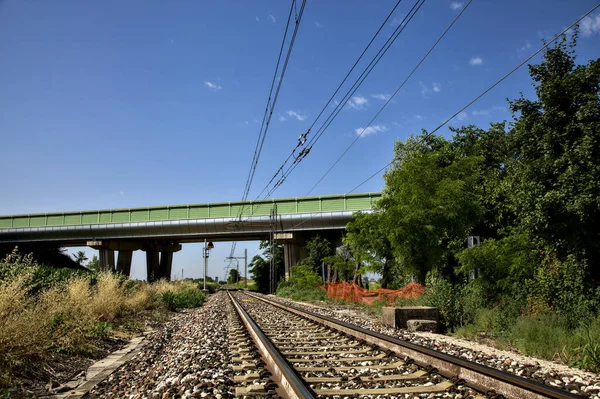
248;241;284;294
380;135;484;283
527;254;600;328
507;34;600;277
345;212;396;288
227;268;240;284
304;235;334;271
72;251;88;265
288;264;323;290
276;286;327;301
157;288;205;311
456;232;538;301
86;255;100;272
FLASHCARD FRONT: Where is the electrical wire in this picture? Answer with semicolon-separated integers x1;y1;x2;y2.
228;0;307;261
257;0;427;200
342;1;600;197
305;0;473;195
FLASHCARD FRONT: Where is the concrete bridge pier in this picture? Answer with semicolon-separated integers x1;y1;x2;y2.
144;242;181;283
89;240;181;281
146;250;160;283
99;248;115;272
116;250;133;275
276;232;308;281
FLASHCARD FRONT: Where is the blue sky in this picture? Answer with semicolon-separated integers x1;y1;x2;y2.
1;0;599;281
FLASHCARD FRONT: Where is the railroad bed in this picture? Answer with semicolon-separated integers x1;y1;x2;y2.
228;291;583;399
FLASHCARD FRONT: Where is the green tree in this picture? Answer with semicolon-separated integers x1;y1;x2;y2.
72;250;88;265
86;255;100;272
304;235;334;272
380;135;483;283
248;240;284;293
227;268;240;284
507;34;600;280
345;211;396;288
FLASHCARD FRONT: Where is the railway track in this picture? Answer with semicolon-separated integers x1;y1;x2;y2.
227;290;583;399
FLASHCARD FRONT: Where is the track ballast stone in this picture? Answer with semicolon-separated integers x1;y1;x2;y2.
263;293;600;398
88;291;236;399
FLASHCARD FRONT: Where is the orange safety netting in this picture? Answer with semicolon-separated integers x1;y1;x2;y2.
323;281;424;305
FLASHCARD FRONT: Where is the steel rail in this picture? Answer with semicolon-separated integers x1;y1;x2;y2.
226;292;316;399
244;292;581;399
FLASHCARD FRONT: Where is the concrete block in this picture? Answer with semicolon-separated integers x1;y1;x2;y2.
382;306;439;329
407;319;438;333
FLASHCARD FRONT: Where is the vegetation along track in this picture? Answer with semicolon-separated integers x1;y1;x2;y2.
227;290;583;399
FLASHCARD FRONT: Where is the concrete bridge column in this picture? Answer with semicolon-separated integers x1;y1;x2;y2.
144;242;181;282
283;242;301;281
116;250;133;276
99;248;115;272
158;251;173;280
146;250;160;283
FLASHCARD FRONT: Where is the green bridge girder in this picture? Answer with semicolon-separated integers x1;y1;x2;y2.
0;192;382;230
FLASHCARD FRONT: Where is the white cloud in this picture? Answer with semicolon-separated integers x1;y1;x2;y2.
472;105;507;116
315;21;323;28
347;95;368;110
244;121;250;125
256;16;259;22
414;114;423;120
469;56;483;66
581;12;600;37
456;111;468;121
279;115;287;122
204;81;222;90
450;2;464;11
420;82;441;98
390;16;405;27
268;14;276;23
371;93;391;101
286;110;307;121
355;124;388;138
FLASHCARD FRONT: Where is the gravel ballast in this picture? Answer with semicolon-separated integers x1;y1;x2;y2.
88;291;236;399
262;293;600;398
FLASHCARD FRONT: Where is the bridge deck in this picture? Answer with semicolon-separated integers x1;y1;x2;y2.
0;193;381;229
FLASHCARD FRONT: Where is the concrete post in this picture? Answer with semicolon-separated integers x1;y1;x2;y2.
116;250;133;276
146;250;160;283
283;242;301;281
158;251;173;281
99;248;115;272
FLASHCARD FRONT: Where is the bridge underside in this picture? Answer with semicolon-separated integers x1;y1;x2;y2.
0;211;354;282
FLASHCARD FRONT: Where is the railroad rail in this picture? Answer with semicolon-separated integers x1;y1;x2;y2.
226;290;582;399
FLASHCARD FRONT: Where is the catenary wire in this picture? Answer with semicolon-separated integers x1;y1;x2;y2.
305;0;473;195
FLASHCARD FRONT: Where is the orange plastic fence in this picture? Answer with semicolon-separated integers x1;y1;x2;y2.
323;281;424;305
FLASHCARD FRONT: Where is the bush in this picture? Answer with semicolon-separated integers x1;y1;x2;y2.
157;284;206;311
276;285;327;301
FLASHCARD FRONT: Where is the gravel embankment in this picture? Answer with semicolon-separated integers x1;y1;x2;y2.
261;293;600;398
88;291;236;399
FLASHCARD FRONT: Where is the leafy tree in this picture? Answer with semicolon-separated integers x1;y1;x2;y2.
345;211;396;288
248;240;284;293
304;235;334;272
379;135;483;283
72;250;88;265
507;34;600;280
86;255;100;272
227;268;240;284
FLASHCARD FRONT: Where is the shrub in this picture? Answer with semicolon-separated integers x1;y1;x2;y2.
276;285;327;301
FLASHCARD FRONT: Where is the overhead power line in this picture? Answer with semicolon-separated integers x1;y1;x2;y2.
345;1;600;196
228;0;307;261
256;0;426;201
305;0;473;195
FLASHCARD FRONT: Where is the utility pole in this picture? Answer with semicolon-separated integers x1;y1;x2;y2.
269;204;278;294
203;239;214;291
226;249;248;288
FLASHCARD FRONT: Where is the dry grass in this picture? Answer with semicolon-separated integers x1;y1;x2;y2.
0;266;205;388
